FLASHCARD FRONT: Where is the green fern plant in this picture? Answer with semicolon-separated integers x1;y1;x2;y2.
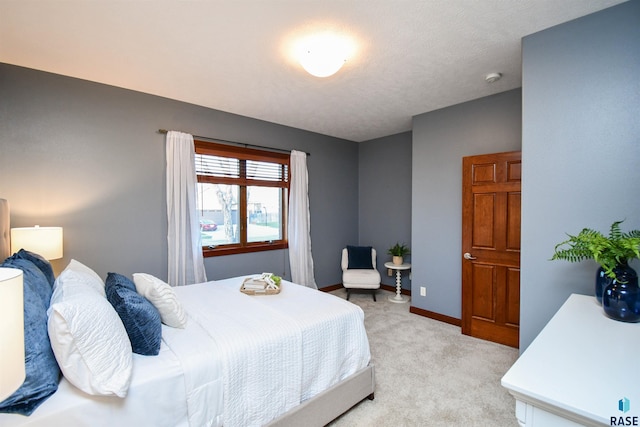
551;220;640;279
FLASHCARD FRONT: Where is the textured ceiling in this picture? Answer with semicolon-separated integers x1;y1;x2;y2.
0;0;626;142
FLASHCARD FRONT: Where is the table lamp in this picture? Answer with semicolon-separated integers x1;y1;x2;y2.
0;267;25;401
10;226;63;260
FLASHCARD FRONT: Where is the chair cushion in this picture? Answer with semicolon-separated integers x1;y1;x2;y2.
343;269;381;289
346;245;373;269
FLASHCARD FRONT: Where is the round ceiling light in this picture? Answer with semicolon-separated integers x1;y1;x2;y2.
297;32;354;78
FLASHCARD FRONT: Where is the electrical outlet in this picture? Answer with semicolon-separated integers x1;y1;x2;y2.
420;286;426;297
387;268;393;276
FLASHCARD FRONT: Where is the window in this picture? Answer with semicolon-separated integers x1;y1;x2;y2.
194;140;289;257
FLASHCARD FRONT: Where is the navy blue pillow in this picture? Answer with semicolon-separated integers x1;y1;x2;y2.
105;273;162;356
347;246;374;269
16;249;55;287
0;256;60;415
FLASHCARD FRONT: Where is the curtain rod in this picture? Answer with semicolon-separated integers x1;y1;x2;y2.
157;129;309;156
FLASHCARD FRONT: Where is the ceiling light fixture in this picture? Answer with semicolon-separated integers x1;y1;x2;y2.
485;72;502;83
297;32;354;78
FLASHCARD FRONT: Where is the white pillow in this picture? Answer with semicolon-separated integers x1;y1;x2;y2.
61;259;106;296
48;269;132;397
133;273;187;328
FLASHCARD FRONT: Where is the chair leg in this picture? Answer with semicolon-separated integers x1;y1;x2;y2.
346;289;351;300
372;290;376;302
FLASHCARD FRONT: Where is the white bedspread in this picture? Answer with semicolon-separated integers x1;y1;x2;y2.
0;276;370;427
177;276;371;427
213;277;371;400
161;312;224;427
0;324;210;427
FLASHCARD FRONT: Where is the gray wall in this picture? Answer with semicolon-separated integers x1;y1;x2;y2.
0;63;359;287
411;90;522;318
520;1;640;350
2;0;637;351
358;131;412;288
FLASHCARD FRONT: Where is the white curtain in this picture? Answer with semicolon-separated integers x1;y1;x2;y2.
288;150;317;289
166;131;207;286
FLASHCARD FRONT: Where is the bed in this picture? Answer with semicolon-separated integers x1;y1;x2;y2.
0;201;374;427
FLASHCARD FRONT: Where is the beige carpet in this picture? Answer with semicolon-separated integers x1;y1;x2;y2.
327;289;520;427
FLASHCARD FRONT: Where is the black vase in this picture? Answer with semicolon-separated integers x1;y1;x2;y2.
602;262;640;322
595;266;612;305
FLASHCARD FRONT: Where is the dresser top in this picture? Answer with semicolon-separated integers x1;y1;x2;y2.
502;294;640;425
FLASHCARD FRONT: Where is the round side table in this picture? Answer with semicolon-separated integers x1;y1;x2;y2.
384;262;411;303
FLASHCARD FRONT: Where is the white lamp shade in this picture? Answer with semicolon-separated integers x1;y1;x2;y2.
0;267;25;401
11;226;63;260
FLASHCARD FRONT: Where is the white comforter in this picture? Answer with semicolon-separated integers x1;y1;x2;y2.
0;319;216;427
0;276;371;427
175;276;371;427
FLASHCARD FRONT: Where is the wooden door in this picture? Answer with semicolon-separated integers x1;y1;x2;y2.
461;151;521;348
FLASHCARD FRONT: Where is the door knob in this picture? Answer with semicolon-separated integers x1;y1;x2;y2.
463;252;477;260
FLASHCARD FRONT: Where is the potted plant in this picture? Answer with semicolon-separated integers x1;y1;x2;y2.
388;242;410;265
551;220;640;321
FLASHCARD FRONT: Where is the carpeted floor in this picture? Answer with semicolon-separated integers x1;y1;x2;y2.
326;288;520;427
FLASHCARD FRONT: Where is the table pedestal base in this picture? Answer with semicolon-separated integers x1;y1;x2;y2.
388;294;408;303
389;269;408;303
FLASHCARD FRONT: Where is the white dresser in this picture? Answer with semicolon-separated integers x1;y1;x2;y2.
501;294;640;426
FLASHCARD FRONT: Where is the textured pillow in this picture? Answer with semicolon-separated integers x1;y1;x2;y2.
347;245;374;269
106;273;162;356
0;256;60;415
48;269;132;397
133;273;187;328
61;259;105;296
16;249;55;287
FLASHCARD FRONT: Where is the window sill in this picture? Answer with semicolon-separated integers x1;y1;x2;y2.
203;242;288;257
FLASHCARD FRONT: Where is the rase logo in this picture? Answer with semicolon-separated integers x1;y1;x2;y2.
611;398;638;426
